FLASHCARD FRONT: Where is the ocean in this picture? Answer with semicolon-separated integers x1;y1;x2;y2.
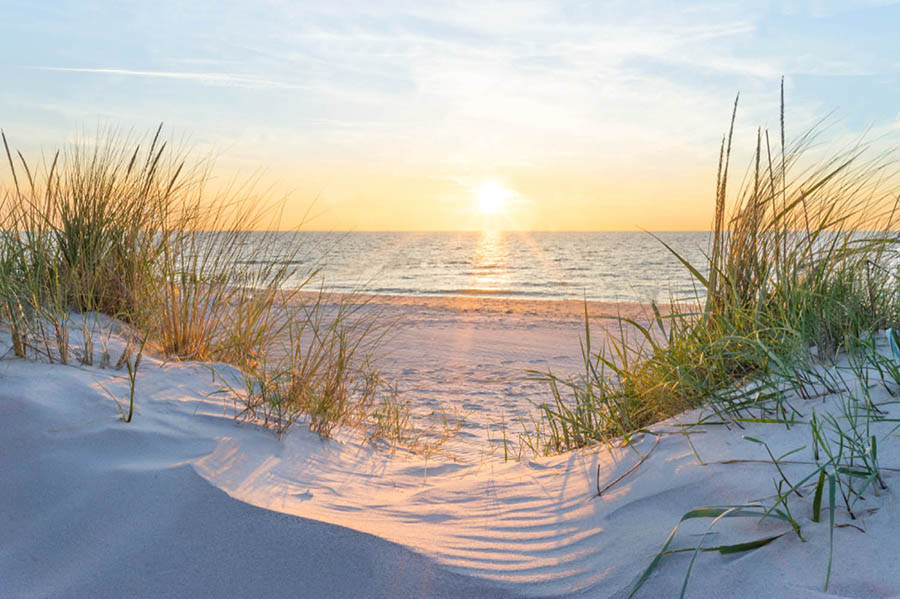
259;231;711;304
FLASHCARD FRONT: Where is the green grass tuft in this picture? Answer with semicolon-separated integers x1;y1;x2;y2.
0;127;409;443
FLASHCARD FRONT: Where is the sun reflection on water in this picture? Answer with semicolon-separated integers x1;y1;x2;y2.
469;230;509;294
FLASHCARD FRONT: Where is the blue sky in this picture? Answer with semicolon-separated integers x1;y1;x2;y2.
2;1;899;230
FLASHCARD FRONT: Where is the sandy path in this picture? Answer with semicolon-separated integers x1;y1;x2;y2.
235;290;653;459
312;293;665;459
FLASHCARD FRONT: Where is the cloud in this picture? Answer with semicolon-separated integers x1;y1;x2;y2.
9;1;900;175
26;66;301;90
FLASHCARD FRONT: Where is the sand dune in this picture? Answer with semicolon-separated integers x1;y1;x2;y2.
2;299;900;598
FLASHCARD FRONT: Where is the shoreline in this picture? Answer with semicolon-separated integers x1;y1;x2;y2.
299;289;683;322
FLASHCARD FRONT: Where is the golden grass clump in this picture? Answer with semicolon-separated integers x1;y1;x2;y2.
531;84;900;453
0;126;403;441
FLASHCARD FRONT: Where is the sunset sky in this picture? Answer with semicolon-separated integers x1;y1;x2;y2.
3;1;899;231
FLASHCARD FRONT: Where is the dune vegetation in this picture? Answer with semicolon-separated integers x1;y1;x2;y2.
528;84;900;595
0;126;406;441
531;85;900;450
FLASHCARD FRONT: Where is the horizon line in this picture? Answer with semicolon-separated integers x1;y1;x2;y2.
284;229;715;233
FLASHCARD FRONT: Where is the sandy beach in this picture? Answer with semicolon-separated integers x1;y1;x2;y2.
3;296;900;598
329;293;663;460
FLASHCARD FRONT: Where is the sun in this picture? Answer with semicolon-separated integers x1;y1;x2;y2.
473;180;514;215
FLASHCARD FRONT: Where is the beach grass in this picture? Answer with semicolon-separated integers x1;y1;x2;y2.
530;85;900;453
626;338;899;596
525;84;900;593
0;127;408;441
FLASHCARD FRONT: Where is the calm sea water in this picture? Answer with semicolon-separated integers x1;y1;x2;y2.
259;231;711;303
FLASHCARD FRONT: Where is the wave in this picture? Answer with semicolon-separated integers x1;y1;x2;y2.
233;231;711;303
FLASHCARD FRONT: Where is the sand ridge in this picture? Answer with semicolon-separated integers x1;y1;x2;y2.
3;306;900;598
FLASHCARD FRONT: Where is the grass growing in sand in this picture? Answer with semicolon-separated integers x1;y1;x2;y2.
624;337;900;597
529;83;900;594
0;127;409;443
531;84;900;450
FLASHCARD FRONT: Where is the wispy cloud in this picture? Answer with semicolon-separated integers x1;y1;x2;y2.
27;66;301;90
6;2;900;181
